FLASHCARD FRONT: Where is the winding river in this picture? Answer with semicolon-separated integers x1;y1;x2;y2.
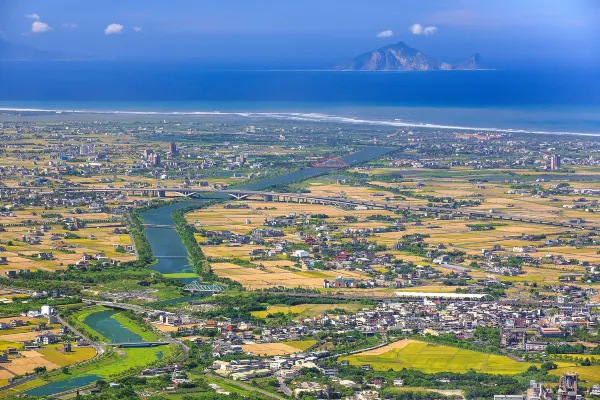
83;310;143;343
23;147;391;397
141;146;393;275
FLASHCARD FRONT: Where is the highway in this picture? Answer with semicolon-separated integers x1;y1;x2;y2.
1;185;596;230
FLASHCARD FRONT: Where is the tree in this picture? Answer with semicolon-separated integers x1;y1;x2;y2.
61;366;69;374
96;380;108;388
581;358;592;366
541;361;557;371
34;366;47;375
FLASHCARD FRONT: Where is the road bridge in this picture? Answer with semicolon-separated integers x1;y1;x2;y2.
2;185;598;231
142;224;176;229
155;255;188;259
81;299;151;313
182;281;225;294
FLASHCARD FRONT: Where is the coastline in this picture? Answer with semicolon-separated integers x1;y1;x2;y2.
1;105;599;137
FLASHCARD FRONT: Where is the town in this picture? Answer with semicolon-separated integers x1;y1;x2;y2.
0;114;600;400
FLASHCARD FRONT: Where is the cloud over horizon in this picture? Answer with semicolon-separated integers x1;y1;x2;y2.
376;29;394;38
31;21;52;34
133;26;143;32
409;23;438;36
25;13;40;20
104;23;124;35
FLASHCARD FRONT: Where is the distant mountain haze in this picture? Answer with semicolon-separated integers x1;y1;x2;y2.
0;39;85;61
335;41;483;71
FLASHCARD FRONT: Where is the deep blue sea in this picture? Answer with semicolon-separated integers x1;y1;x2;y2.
1;61;599;135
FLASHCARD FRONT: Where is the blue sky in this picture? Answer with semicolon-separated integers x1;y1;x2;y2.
1;0;599;66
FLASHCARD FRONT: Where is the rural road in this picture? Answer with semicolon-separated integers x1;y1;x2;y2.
277;376;293;396
55;314;104;356
0;375;37;395
206;373;286;399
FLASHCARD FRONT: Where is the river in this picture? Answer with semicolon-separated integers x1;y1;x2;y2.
141;146;393;275
83;310;142;343
23;146;391;397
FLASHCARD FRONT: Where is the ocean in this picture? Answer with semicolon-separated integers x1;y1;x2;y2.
0;61;599;135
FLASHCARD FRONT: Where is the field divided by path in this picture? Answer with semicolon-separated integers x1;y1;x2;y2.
342;340;533;374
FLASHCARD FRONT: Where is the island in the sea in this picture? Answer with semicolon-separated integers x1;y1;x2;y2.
334;40;483;71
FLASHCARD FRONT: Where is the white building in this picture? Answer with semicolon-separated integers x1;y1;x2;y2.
41;305;53;316
293;250;310;258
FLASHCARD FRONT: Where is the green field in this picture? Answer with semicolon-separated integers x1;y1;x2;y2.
284;340;318;351
46;345;174;383
342;342;534;374
162;272;198;279
95;346;171;376
1;346;176;399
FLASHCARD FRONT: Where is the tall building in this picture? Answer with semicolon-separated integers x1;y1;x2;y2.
557;372;581;400
151;153;161;166
169;142;177;155
550;154;561;170
526;380;553;400
236;154;247;164
80;143;95;156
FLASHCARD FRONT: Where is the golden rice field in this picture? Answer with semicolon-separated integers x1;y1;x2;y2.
0;218;135;272
241;340;317;356
250;303;368;319
37;347;97;366
0;345;95;378
210;262;369;290
551;363;600;384
341;340;534;374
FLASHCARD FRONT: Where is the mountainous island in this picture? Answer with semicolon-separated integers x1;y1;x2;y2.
335;41;483;71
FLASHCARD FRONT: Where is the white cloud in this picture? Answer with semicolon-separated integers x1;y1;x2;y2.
423;26;438;35
104;23;124;35
31;21;52;33
25;13;40;20
409;23;438;36
409;24;423;35
61;23;78;29
132;26;143;32
376;30;394;38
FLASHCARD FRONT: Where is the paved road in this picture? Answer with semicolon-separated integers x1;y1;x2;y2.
55;314;104;356
206;373;286;399
125;211;139;259
49;384;96;399
276;376;292;396
0;375;37;394
4;185;597;230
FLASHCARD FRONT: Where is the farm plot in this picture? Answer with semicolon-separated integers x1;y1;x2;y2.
210;262;368;290
241;341;316;356
250;303;368;319
341;340;534;374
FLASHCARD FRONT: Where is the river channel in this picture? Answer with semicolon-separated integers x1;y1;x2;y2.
83;310;142;343
141;146;393;275
24;147;391;397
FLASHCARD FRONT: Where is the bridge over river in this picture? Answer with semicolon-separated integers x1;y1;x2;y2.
2;184;596;231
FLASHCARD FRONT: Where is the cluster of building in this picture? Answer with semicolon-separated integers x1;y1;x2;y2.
495;373;595;400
